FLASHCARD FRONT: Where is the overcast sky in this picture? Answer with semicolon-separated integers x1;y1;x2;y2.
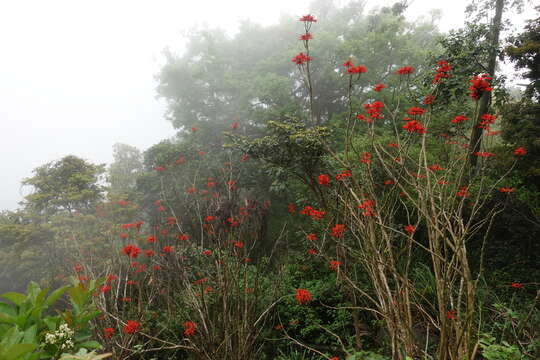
0;0;532;210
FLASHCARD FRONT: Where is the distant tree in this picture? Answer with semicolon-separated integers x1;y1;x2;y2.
107;143;144;198
22;155;105;215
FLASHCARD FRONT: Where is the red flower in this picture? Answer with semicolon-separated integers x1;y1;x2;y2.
468;74;492;100
336;170;352;180
446;310;457;320
103;327;115;339
295;289;312;305
299;33;313;41
122;245;141;258
374;83;385;92
329;260;342;271
240;154;249;162
292;52;313;65
162;246;173;254
343;58;354;68
433;60;452;84
119;232;129;239
511;283;524;288
146;235;156;243
288;203;296;214
202;249;212;256
360;152;372;164
479;114;496;130
106;274;118;283
499;187;514;193
383;179;395;186
176;156;186;164
330;357;340;360
183;321;197;336
100;285;112;293
388;143;399;148
423;94;435;105
451;115;469;124
306;233;317;241
144;249;155;257
358;199;375;216
307;248;318;255
205;216;216;222
396;66;414;75
233;241;244;248
187;187;197;194
178;234;189;241
402;120;426;134
474;152;496;158
318;174;331;186
428;164;444;171
299;14;317;22
363;101;385;121
347;65;367;74
514;147;527;156
73;264;83;273
404;225;416;235
230;121;239;129
456;186;470;198
122;320;141;334
154;166;166;172
407;107;425;116
191;127;198;133
331;224;346;238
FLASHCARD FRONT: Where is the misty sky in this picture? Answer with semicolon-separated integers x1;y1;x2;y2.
0;0;532;210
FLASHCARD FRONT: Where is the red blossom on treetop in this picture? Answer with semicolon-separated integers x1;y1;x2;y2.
299;14;317;22
162;246;173;254
396;66;414;75
292;52;313;65
363;101;385;122
433;60;452;83
295;289;312;305
329;260;342;271
347;65;367;74
342;58;354;68
299;33;313;41
306;233;317;241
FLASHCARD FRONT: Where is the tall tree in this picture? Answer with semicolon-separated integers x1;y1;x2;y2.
22;155;105;216
107;143;144;198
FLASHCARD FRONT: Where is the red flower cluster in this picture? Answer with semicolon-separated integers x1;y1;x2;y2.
300;206;326;220
433;60;451;84
183;321;197;336
306;233;317;241
402;120;426;134
123;320;141;334
479;114;496;130
374;83;385;92
456;186;470;198
122;245;141;258
336;170;352;180
511;283;524;288
358;199;375;216
329;260;342;271
468;74;492;100
407;107;425;116
295;289;312;305
474;152;496;158
299;14;317;22
396;66;414;75
423;94;435;105
318;174;331;186
288;203;296;213
363;101;384;122
331;224;346;238
360;152;372;164
404;225;416;235
307;248;318;255
103;327;115;339
347;65;367;74
299;33;313;41
292;52;313;65
162;246;173;254
514;147;526;156
451;115;468;124
154;166;166;172
428;164;444;171
499;187;514;193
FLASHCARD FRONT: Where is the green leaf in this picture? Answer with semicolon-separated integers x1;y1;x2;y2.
45;285;69;307
23;324;37;343
1;292;26;306
78;340;102;349
3;343;37;360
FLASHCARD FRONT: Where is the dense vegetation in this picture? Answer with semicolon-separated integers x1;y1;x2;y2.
1;1;539;359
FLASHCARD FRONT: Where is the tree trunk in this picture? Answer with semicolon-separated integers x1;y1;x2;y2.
468;0;505;169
